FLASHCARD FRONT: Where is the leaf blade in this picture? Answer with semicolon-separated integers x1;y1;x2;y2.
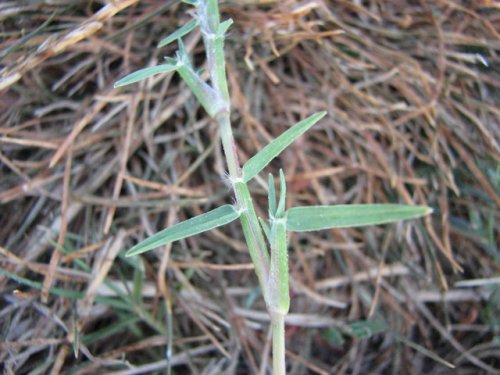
276;169;287;218
268;173;277;217
114;63;178;88
157;18;199;48
242;111;327;182
126;205;240;256
217;18;233;34
286;204;432;232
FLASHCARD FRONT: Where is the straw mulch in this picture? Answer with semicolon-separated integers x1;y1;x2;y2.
1;1;498;374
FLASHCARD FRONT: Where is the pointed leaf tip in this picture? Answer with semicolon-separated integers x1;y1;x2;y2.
276;169;287;218
268;173;277;217
126;205;240;256
217;19;233;35
242;111;327;182
157;18;199;48
286;204;432;232
114;63;178;88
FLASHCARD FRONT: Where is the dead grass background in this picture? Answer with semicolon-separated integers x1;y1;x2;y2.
0;0;499;374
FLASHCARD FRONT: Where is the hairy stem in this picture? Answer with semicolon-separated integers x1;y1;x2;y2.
203;0;270;296
217;112;240;178
201;1;281;371
234;181;270;289
216;112;270;295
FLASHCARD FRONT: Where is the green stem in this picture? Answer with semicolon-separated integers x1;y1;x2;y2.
216;112;270;294
204;0;270;294
201;0;275;366
268;218;289;314
205;33;229;101
272;314;286;375
217;112;240;178
268;215;289;375
200;0;229;101
234;181;270;290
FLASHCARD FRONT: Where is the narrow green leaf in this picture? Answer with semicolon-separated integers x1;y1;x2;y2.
182;0;198;5
242;111;327;182
268;173;277;217
321;328;346;347
164;56;178;65
287;204;432;232
114;63;178;88
176;38;190;66
71;300;80;358
196;67;207;76
132;259;144;304
347;320;387;338
276;169;287;218
0;267;83;300
82;315;140;345
217;18;233;35
258;217;271;241
158;19;199;48
126;205;240;256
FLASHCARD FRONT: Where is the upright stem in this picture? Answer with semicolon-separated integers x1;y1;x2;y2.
201;2;283;372
272;314;286;375
217;112;240;178
216;112;270;295
203;0;270;293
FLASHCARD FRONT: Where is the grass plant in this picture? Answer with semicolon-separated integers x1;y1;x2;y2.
2;0;497;374
115;1;432;373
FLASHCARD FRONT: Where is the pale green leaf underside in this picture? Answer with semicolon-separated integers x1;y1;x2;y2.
126;205;240;256
242;111;327;182
114;63;178;88
158;19;199;48
286;204;432;232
